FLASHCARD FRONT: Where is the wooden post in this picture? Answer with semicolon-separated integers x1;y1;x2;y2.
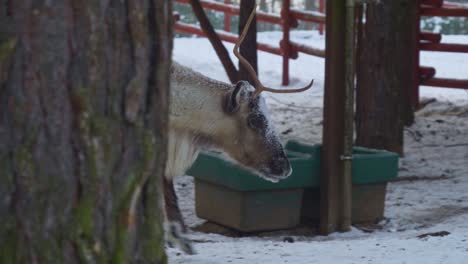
341;0;356;232
320;0;347;235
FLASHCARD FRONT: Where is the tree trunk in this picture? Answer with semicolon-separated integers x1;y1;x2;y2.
355;0;416;155
0;1;171;263
238;0;258;85
189;0;239;83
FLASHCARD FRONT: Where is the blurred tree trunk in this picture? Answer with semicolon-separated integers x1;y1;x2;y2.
238;0;258;85
355;0;416;155
0;1;171;263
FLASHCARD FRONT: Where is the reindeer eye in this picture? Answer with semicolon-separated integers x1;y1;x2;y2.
247;113;267;132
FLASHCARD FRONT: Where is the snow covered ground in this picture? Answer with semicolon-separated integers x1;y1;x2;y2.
169;31;468;263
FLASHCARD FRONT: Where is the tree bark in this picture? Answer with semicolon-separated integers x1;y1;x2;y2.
238;0;258;85
189;0;239;83
0;1;171;263
355;0;416;155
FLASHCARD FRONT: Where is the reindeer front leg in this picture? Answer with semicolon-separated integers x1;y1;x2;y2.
163;177;187;231
163;177;194;254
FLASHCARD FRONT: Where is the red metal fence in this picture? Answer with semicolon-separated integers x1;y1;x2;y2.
175;0;466;105
173;0;325;85
414;0;468;106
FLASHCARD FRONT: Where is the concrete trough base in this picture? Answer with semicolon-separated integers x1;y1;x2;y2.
195;179;303;232
301;183;388;224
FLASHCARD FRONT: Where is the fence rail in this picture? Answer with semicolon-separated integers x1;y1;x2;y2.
174;21;284;56
414;0;468;106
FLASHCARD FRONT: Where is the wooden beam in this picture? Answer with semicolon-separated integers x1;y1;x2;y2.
320;0;346;235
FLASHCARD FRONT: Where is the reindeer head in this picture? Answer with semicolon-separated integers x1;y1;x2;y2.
215;5;314;182
218;81;290;182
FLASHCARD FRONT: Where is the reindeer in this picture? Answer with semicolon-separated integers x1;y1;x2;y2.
165;6;313;254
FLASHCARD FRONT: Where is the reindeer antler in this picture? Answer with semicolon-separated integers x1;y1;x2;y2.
233;5;314;98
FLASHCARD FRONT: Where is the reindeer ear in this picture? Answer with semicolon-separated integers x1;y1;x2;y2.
225;81;246;113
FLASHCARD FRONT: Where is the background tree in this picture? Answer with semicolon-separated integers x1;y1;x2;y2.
0;1;171;263
355;0;416;155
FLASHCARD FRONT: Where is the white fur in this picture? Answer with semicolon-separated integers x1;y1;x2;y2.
165;130;199;179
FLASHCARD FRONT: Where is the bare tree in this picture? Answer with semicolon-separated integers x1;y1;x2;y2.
0;1;171;263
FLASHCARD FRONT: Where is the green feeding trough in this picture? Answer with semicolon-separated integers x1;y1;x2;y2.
285;140;399;224
187;140;399;232
188;150;320;191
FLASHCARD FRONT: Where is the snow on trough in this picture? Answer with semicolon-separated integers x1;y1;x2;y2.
170;31;468;263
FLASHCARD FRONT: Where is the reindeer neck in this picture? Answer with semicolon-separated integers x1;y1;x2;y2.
169;63;232;147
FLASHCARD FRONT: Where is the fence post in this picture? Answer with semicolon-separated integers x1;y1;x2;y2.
281;0;291;85
224;0;231;32
320;0;346;236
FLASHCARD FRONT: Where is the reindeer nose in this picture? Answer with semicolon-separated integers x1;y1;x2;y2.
269;161;284;175
268;153;291;177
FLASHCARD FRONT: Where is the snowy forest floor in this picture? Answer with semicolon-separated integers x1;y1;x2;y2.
168;32;468;264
